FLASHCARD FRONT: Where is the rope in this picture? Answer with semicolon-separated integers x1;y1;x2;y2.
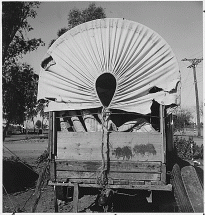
20;190;36;212
3;144;49;213
3;144;38;175
3;144;45;212
97;107;110;187
31;161;50;212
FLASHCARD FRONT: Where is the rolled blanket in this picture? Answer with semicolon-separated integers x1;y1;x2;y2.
60;117;73;131
69;110;85;132
118;118;148;132
133;123;156;132
82;110;102;132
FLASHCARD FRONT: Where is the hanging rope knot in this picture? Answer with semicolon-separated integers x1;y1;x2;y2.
102;107;111;123
97;170;108;187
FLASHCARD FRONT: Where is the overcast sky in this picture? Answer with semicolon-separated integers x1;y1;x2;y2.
23;1;203;110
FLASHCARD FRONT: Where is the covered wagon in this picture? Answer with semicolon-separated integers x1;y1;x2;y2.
37;18;182;212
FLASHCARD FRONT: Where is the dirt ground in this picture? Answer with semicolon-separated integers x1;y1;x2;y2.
3;137;110;213
2;135;203;213
3;138;94;213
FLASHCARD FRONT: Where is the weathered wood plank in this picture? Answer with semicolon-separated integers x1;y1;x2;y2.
53;112;57;156
56;171;161;181
50;160;56;181
56;132;162;161
48;112;53;157
110;132;162;161
161;163;166;184
55;160;162;173
48;180;172;191
73;183;79;213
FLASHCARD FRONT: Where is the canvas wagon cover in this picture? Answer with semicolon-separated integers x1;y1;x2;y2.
37;18;180;114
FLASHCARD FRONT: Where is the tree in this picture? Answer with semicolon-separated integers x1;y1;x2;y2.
199;102;203;118
67;3;106;29
35;120;42;129
173;107;193;133
35;120;42;134
36;99;49;130
2;2;44;140
49;3;106;47
3;63;38;136
2;2;44;64
26;100;38;133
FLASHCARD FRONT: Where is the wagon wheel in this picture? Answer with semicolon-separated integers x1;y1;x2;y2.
170;163;193;212
181;165;203;212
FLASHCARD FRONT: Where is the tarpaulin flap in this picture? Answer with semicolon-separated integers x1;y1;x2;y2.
37;18;180;114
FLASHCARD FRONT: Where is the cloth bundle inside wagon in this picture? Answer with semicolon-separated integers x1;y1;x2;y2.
56;106;159;133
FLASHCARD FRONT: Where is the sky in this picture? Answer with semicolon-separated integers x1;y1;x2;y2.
22;1;203;111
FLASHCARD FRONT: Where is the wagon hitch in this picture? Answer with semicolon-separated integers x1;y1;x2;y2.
98;188;114;211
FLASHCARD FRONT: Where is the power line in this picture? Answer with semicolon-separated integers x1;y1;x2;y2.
181;58;203;68
184;50;203;59
181;57;203;136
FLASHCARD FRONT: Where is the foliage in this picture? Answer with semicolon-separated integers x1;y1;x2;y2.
173;108;193;132
35;120;42;129
199;102;203;116
3;156;21;163
36;150;49;165
7;124;23;135
174;136;203;160
2;2;44;139
36;99;49;120
67;3;106;29
2;2;44;63
3;63;38;126
49;3;106;47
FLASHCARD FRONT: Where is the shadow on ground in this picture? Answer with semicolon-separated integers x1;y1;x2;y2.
3;158;39;194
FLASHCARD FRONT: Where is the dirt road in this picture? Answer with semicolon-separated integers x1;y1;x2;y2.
3;138;48;166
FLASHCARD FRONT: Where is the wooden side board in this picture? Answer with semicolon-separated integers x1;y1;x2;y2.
56;131;163;162
48;180;172;191
56;171;161;181
55;131;165;186
54;160;164;185
55;160;162;173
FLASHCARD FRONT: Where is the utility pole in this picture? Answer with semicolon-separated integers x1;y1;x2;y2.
181;58;203;137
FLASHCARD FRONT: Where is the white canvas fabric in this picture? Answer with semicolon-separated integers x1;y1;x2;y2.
37;18;180;114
